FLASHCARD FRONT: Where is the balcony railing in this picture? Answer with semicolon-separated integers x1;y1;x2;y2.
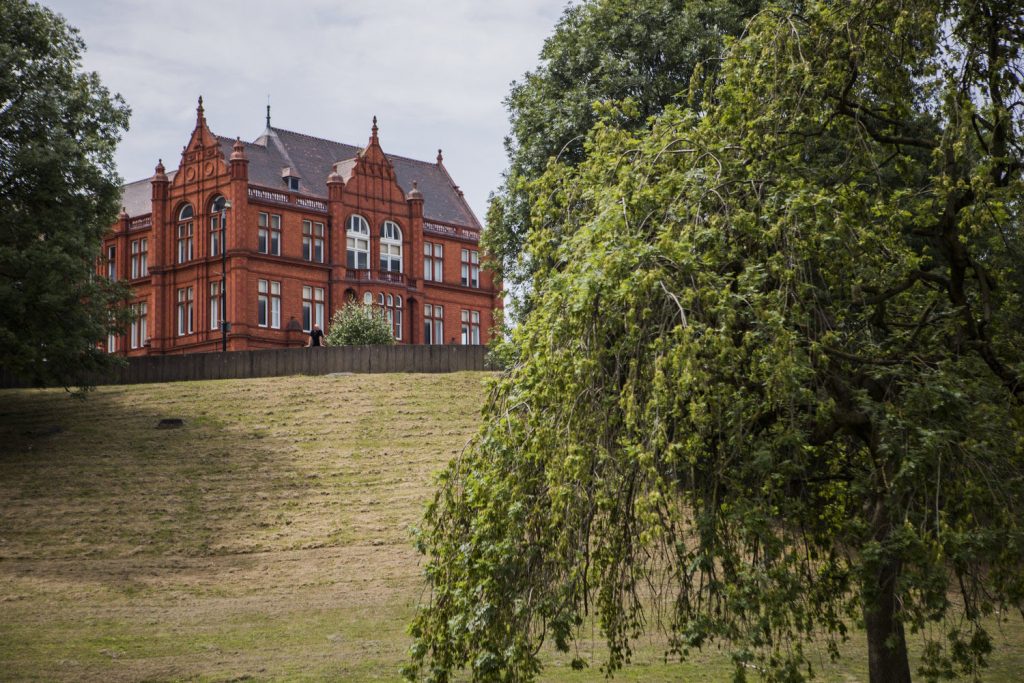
129;215;152;230
423;222;480;243
248;185;328;214
347;269;405;284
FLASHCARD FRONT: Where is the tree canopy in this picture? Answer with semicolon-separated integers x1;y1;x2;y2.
0;0;131;387
483;0;762;317
325;303;396;346
408;1;1024;682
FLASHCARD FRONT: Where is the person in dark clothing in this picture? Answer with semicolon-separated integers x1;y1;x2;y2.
307;324;325;347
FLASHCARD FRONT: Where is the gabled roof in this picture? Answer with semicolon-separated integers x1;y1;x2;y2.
119;126;481;230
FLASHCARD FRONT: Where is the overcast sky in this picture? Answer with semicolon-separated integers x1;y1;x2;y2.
44;0;569;222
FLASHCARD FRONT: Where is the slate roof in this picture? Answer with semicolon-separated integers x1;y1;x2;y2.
120;170;176;217
120;127;480;230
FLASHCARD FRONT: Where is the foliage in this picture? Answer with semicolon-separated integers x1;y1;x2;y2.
325;303;396;346
0;0;132;388
483;0;762;318
408;1;1024;682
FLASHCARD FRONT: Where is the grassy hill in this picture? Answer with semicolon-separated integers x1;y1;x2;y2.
1;373;1021;682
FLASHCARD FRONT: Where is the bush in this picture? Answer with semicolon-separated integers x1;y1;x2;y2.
324;304;395;346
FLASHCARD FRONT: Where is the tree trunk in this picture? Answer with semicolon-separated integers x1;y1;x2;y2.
863;555;912;683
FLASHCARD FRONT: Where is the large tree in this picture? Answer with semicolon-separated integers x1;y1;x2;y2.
407;1;1024;682
0;0;131;387
483;0;762;317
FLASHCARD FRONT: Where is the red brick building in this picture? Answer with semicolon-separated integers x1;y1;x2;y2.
101;98;501;355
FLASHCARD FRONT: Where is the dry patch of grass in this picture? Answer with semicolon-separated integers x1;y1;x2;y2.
0;372;487;682
0;372;1021;682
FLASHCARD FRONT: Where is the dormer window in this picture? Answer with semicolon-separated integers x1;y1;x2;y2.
281;166;300;192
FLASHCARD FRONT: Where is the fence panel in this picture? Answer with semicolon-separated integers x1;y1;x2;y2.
0;345;492;388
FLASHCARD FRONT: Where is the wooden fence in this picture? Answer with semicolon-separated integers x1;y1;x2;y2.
1;345;490;388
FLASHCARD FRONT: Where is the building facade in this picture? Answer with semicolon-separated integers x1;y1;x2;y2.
102;98;500;355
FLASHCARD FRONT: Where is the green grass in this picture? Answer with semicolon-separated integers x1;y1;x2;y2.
0;373;1021;682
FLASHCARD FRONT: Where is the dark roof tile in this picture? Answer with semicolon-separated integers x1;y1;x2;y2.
119;171;176;216
121;128;481;230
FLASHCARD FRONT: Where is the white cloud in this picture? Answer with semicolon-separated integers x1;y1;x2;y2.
44;0;569;221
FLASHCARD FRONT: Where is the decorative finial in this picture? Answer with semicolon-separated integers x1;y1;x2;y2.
266;96;271;128
231;136;246;161
156;158;165;173
407;180;423;201
196;96;205;128
119;206;129;219
154;158;167;181
371;115;378;140
436;148;443;164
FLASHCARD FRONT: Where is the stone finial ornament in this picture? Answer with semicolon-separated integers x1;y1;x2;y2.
407;180;423;201
231;137;246;161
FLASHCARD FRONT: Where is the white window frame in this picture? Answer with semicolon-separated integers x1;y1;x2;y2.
461;249;480;288
258;280;268;327
130;239;139;279
302;285;325;332
461;309;481;345
302;220;325;263
346;214;370;270
258;279;280;329
209;281;221;331
107;245;116;281
177;204;194;264
380;220;403;273
424;303;444;344
394;295;403;340
177;286;193;336
130;301;148;349
258;213;281;255
209;195;227;257
424;242;443;282
271;281;281;328
378;292;402;340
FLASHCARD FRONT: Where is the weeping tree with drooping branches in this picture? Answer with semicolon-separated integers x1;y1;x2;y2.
406;1;1024;682
484;0;763;319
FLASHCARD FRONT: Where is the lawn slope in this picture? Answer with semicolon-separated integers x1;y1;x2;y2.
0;373;1021;682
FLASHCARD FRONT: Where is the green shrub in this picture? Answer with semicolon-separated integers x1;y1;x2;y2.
325;304;395;346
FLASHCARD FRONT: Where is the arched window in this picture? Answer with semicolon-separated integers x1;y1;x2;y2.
346;215;370;269
177;204;194;264
380;220;402;273
209;195;226;257
377;292;402;340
